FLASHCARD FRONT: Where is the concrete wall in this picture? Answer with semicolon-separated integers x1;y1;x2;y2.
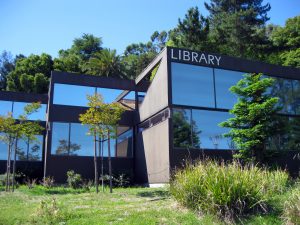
139;57;169;121
135;119;170;184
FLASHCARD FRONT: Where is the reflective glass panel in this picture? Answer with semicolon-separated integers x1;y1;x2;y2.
102;138;116;157
0;101;13;116
53;84;96;107
16;139;28;160
96;88;123;103
292;80;300;114
215;69;244;109
172;63;214;107
192;110;232;149
69;123;93;156
13;102;47;120
0;133;7;160
269;78;294;114
173;108;193;148
51;122;70;155
28;135;43;161
267;116;300;151
116;129;133;157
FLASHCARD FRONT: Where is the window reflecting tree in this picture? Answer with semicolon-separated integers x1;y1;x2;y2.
173;109;201;148
55;139;81;156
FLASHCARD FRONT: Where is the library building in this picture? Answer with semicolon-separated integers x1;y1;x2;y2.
1;47;300;185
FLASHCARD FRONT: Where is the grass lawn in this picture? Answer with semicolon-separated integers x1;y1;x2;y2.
0;185;218;225
0;185;290;225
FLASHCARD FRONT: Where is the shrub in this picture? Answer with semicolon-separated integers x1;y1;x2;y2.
81;179;93;192
66;170;82;189
170;160;289;220
114;174;130;187
40;176;55;188
25;178;37;189
283;185;300;225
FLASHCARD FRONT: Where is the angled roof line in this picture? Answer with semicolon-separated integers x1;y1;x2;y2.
135;47;167;84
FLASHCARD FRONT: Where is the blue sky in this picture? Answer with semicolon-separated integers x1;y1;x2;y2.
0;0;299;57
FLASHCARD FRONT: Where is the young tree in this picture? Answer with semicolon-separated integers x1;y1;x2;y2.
79;94;107;193
0;113;16;191
11;103;44;191
0;102;44;192
219;73;280;163
101;102;124;193
79;93;124;193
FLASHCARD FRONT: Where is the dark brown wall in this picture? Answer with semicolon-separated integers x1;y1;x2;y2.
0;161;43;180
46;156;133;183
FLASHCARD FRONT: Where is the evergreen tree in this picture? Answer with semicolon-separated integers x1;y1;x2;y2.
6;53;53;94
220;73;280;162
205;0;271;59
168;7;212;52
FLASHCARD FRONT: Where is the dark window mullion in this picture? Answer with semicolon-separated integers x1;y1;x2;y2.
68;123;71;156
213;68;217;108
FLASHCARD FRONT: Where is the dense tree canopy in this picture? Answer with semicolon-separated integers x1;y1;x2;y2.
6;53;53;93
54;33;103;74
269;16;300;67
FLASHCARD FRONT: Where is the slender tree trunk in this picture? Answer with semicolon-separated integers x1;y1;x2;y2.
12;138;18;192
108;130;112;193
94;132;99;193
5;138;12;192
101;136;104;192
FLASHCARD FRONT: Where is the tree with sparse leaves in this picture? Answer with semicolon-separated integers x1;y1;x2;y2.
79;93;124;193
219;73;281;163
0;102;44;192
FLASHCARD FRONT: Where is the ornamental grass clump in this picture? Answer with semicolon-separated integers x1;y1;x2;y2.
170;160;289;219
282;184;300;225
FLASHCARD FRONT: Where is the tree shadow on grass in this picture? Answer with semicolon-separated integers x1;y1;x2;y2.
136;189;170;199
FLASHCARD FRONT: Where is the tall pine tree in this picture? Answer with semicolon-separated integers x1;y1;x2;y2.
205;0;271;59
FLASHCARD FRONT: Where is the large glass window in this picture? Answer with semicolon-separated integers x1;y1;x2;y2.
172;63;215;107
0;133;43;161
173;108;233;150
69;123;93;156
0;133;8;160
215;69;244;109
53;84;96;107
51;122;131;157
267;116;300;151
51;122;70;155
269;78;294;114
292;80;300;114
0;101;13;116
173;108;194;148
13;102;47;121
53;84;125;107
116;129;133;157
192;110;232;149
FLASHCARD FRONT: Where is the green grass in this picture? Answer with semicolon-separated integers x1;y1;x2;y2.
0;185;218;225
0;183;299;225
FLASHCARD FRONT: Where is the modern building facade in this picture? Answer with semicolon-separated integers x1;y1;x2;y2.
1;47;300;184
